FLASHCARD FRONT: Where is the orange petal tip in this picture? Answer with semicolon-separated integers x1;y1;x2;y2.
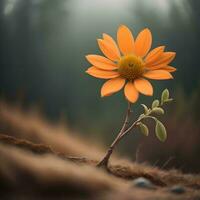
143;28;151;33
97;39;103;42
149;92;153;96
85;55;90;60
171;52;176;56
119;24;126;28
147;90;153;96
168;74;174;79
118;25;130;32
102;33;107;38
160;46;165;50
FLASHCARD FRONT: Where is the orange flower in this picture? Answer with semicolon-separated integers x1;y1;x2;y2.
86;25;176;103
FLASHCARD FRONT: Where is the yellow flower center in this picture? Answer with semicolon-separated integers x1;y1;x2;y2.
118;55;145;81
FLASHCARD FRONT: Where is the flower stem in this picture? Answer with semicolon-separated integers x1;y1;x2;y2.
97;101;132;168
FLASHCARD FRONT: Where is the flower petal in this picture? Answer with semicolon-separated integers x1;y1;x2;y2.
134;78;153;96
86;66;120;79
143;70;173;80
124;82;139;103
160;66;177;72
145;46;165;64
86;55;118;70
102;33;121;57
117;25;135;55
134;28;152;57
101;77;125;97
98;39;120;61
145;63;167;70
146;52;176;69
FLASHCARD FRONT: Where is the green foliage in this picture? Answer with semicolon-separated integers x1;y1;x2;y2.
141;104;149;114
161;89;170;105
138;122;149;136
155;120;167;142
151;107;165;115
164;98;173;103
137;89;173;142
152;100;159;109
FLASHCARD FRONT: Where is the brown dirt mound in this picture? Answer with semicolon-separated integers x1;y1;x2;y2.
0;101;200;199
0;133;200;200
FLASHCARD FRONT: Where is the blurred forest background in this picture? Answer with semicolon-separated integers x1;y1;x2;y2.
0;0;200;173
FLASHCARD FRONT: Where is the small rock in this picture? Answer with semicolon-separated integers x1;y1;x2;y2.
170;185;186;194
132;177;155;189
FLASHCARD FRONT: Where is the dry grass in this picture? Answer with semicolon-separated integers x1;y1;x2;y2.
0;100;104;159
0;101;200;199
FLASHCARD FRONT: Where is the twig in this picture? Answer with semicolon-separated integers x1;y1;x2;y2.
135;142;143;163
97;105;159;169
161;156;175;169
97;101;132;168
97;103;155;169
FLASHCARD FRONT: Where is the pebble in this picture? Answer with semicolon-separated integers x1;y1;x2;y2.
132;177;155;189
170;185;186;194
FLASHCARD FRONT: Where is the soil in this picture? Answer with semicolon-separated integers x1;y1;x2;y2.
0;101;200;199
0;133;200;200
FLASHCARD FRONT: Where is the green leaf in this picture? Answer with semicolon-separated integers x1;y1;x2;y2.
138;122;149;136
152;100;159;109
164;98;173;103
141;104;149;115
155;120;167;142
161;89;169;104
151;107;165;115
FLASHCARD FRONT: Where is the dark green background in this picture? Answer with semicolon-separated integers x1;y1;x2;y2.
0;0;200;172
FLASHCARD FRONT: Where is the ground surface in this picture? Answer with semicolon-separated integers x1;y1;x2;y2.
0;101;200;199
